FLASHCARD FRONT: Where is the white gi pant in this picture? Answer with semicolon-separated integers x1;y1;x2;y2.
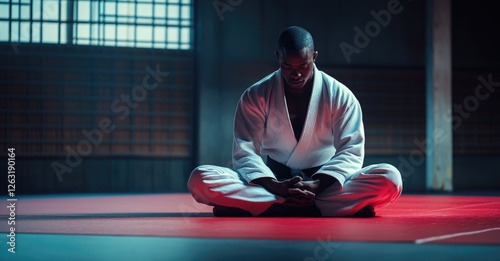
187;163;403;216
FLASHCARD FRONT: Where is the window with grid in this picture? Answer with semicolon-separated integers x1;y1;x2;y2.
1;0;194;158
0;0;192;49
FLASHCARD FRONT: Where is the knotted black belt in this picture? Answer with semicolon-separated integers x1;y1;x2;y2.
266;156;322;180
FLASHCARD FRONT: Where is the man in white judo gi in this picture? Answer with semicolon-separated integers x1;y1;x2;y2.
188;26;403;217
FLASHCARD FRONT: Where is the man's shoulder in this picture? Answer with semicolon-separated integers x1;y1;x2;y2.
316;70;347;91
317;69;359;103
250;70;278;88
244;70;279;95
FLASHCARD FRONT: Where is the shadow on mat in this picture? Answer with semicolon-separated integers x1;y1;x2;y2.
7;212;214;219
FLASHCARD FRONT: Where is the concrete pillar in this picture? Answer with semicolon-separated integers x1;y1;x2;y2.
426;0;453;191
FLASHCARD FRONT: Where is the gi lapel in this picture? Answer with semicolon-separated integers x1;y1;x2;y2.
285;65;322;169
272;70;298;152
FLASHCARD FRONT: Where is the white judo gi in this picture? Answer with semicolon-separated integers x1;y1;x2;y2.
188;65;402;216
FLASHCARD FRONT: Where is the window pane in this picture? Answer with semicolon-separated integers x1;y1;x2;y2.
137;26;152;42
136;41;150;48
154;17;166;26
116;40;133;48
43;0;59;21
20;22;30;42
32;0;41;20
10;22;19;41
42;22;58;43
166;43;178;49
167;5;179;19
116;25;126;40
154;26;165;42
0;4;9;19
59;23;67;43
180;27;189;43
78;1;90;21
167;27;178;43
137;3;152;17
181;6;189;19
11;5;19;19
105;2;116;15
32;22;41;42
117;25;134;41
104;24;116;41
20;5;30;19
167;20;179;26
0;22;8;41
137;17;151;24
154;42;165;49
118;2;134;17
104;40;114;46
76;23;89;39
154;4;166;18
60;0;67;20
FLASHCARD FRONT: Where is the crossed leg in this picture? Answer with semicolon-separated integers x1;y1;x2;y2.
187;163;402;217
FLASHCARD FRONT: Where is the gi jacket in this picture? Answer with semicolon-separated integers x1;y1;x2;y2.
233;65;365;188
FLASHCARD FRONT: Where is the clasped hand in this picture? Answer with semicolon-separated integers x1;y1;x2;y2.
253;176;322;208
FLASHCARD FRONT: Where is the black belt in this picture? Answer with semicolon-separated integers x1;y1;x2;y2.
266;156;322;180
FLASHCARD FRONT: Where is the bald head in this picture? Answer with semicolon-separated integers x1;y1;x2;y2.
278;26;315;55
276;26;318;94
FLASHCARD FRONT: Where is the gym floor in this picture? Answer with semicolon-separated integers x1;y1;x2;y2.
1;193;499;261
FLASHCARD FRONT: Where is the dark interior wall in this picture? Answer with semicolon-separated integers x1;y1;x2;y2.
197;0;500;192
450;0;500;191
452;0;500;70
210;0;426;67
1;0;498;194
196;0;427;190
1;44;194;194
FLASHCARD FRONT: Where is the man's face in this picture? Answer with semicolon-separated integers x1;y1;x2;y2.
276;47;318;92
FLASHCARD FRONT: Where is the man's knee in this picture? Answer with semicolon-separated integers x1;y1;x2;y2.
378;163;403;202
382;163;402;188
187;165;221;204
366;163;403;191
360;163;403;206
187;165;212;192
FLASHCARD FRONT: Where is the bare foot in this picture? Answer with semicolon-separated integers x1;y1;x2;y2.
351;205;376;217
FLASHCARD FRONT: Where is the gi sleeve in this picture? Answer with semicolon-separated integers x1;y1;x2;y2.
232;89;276;183
312;99;365;187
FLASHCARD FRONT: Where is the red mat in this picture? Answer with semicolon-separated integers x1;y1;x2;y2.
1;194;499;245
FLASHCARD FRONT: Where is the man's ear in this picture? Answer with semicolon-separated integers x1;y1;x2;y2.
275;51;280;61
313;51;318;62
